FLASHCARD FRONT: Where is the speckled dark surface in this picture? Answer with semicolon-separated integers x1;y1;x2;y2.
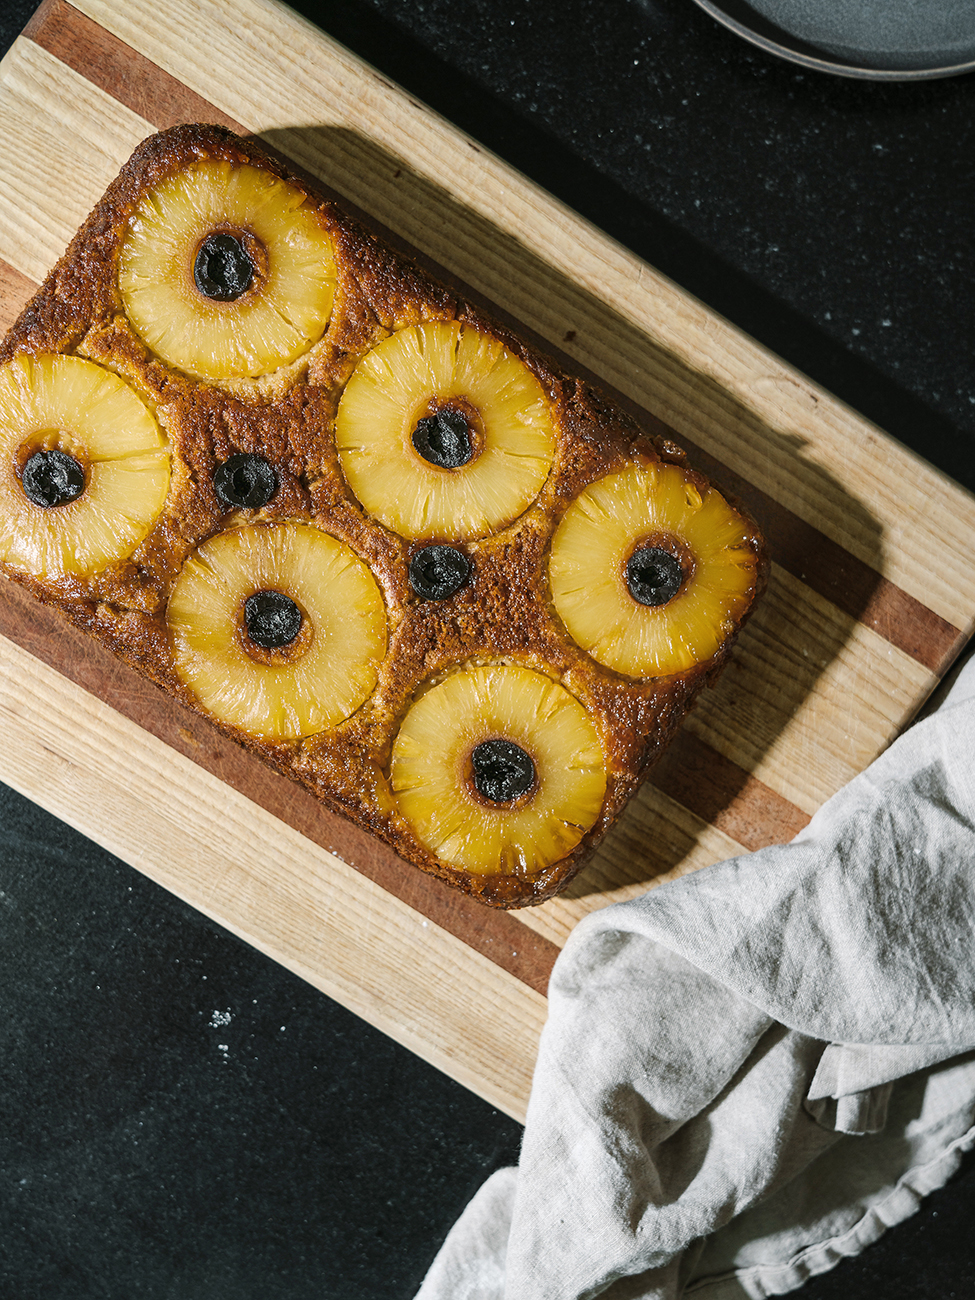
1;1;974;1297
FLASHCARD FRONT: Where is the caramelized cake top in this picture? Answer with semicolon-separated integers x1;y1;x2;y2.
0;125;766;907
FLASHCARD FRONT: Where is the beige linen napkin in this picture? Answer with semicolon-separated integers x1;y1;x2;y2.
416;656;975;1300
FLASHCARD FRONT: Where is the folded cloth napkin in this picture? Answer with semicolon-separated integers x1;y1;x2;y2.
416;655;975;1300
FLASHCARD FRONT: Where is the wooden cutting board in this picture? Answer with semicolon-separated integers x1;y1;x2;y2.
2;0;973;1122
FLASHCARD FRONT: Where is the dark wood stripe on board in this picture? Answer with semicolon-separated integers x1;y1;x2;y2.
24;0;245;133
0;577;561;996
660;439;963;677
0;571;809;989
0;260;35;335
650;730;810;851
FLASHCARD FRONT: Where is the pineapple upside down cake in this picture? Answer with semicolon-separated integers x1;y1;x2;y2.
0;125;766;908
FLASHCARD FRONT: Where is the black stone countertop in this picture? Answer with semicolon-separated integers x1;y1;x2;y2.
1;2;973;1297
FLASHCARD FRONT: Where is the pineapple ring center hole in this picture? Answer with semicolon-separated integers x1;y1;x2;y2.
411;400;483;470
193;230;264;303
624;536;694;608
239;589;314;663
467;738;537;805
18;441;87;508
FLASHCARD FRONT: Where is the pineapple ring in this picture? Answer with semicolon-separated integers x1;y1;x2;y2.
549;463;758;678
0;354;169;578
119;160;335;381
391;665;606;877
334;321;556;540
168;523;386;741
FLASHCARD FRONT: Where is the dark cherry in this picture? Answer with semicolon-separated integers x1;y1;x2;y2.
626;546;684;607
408;545;471;600
471;739;536;804
411;408;473;468
20;449;86;508
244;590;302;649
213;453;278;509
194;233;254;302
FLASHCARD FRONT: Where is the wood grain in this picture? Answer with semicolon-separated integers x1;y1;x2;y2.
24;0;244;133
0;629;546;1122
0;0;972;1111
651;730;810;851
0;574;562;997
0;258;33;333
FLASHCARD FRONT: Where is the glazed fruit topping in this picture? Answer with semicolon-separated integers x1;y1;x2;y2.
408;545;471;600
471;738;536;804
213;453;278;509
336;321;556;540
245;589;302;648
411;408;473;469
194;233;254;302
626;546;684;607
20;449;86;508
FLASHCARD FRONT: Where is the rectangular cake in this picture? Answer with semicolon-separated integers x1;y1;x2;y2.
0;124;767;908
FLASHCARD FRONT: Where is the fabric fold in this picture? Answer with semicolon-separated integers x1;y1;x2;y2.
416;657;975;1300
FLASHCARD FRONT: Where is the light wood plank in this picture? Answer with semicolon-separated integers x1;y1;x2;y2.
688;565;931;811
0;37;153;279
72;0;975;630
0;631;545;1121
517;580;929;946
516;786;749;949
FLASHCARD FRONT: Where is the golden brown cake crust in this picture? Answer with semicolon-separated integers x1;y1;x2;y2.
0;124;768;908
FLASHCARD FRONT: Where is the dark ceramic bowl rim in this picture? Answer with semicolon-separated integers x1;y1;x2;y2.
689;0;975;80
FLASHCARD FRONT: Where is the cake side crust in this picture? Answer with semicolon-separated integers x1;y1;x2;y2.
0;124;768;908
